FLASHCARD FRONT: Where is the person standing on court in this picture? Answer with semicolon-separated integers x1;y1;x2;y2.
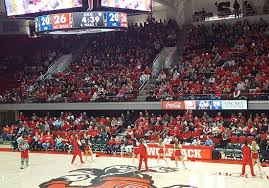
241;140;255;176
138;138;149;172
71;135;84;164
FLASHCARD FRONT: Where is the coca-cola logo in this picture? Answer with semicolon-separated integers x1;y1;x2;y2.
163;101;185;110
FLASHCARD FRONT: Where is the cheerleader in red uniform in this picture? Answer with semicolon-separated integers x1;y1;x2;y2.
241;140;255;176
138;138;149;172
85;139;94;161
157;138;168;164
71;135;84;164
251;141;262;174
174;139;186;169
132;138;139;165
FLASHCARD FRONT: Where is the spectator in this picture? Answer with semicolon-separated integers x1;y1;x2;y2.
233;0;240;18
205;136;214;146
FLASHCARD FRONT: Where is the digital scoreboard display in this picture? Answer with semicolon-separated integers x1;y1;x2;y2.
35;11;128;32
73;12;104;28
106;12;128;28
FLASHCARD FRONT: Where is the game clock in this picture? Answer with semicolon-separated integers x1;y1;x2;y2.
73;12;104;28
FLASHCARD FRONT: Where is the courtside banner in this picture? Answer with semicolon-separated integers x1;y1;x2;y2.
146;144;213;160
162;101;185;110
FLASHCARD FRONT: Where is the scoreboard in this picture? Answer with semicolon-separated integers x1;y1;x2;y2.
35;11;128;32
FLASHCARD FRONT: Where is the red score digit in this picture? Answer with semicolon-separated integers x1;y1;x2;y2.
120;13;128;28
52;13;73;30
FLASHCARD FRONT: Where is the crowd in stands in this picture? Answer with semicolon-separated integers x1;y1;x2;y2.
148;19;269;101
2;111;269;159
30;19;179;103
129;111;269;147
1;111;134;154
0;51;59;103
0;35;88;104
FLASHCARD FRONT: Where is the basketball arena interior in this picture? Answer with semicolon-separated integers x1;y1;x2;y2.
0;0;269;188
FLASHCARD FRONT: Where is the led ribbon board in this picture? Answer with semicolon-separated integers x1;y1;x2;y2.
35;11;128;33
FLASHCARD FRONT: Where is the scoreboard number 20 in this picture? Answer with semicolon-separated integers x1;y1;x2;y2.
41;16;51;26
109;13;119;22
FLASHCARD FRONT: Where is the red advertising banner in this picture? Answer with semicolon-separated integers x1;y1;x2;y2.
162;101;185;110
146;144;213;160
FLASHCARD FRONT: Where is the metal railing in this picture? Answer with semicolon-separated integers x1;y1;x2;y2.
4;92;267;104
138;78;150;94
27;54;62;95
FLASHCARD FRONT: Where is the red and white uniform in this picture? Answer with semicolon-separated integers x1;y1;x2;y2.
20;139;29;159
174;143;182;157
158;141;165;154
241;145;255;176
71;139;84;164
138;143;148;171
251;146;259;160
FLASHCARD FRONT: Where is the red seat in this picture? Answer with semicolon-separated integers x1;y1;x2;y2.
213;138;221;145
247;136;255;144
230;135;238;143
238;136;247;144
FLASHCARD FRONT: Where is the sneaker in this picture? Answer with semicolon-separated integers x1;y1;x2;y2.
240;174;245;177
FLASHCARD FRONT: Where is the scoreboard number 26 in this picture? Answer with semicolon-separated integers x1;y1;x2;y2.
53;14;67;24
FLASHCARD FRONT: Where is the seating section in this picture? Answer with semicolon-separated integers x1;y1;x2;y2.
148;20;269;101
2;111;268;154
0;36;72;103
30;20;178;103
2;112;126;153
128;111;269;147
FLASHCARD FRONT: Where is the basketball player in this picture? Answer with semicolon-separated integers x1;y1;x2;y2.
17;135;30;169
132;138;139;165
71;135;84;164
138;138;149;172
174;138;186;169
157;138;168;164
251;141;262;175
241;140;255;176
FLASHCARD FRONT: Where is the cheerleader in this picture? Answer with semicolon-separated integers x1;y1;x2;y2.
157;138;168;164
251;141;262;174
85;139;94;161
132;138;139;165
71;135;84;164
17;135;30;169
174;139;186;169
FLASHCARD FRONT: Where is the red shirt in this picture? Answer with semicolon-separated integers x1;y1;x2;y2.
45;136;53;143
3;127;11;134
242;145;252;163
73;139;81;152
138;143;148;157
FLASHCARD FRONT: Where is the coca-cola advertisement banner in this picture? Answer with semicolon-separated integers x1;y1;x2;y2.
146;144;213;160
162;100;247;110
162;101;185;110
